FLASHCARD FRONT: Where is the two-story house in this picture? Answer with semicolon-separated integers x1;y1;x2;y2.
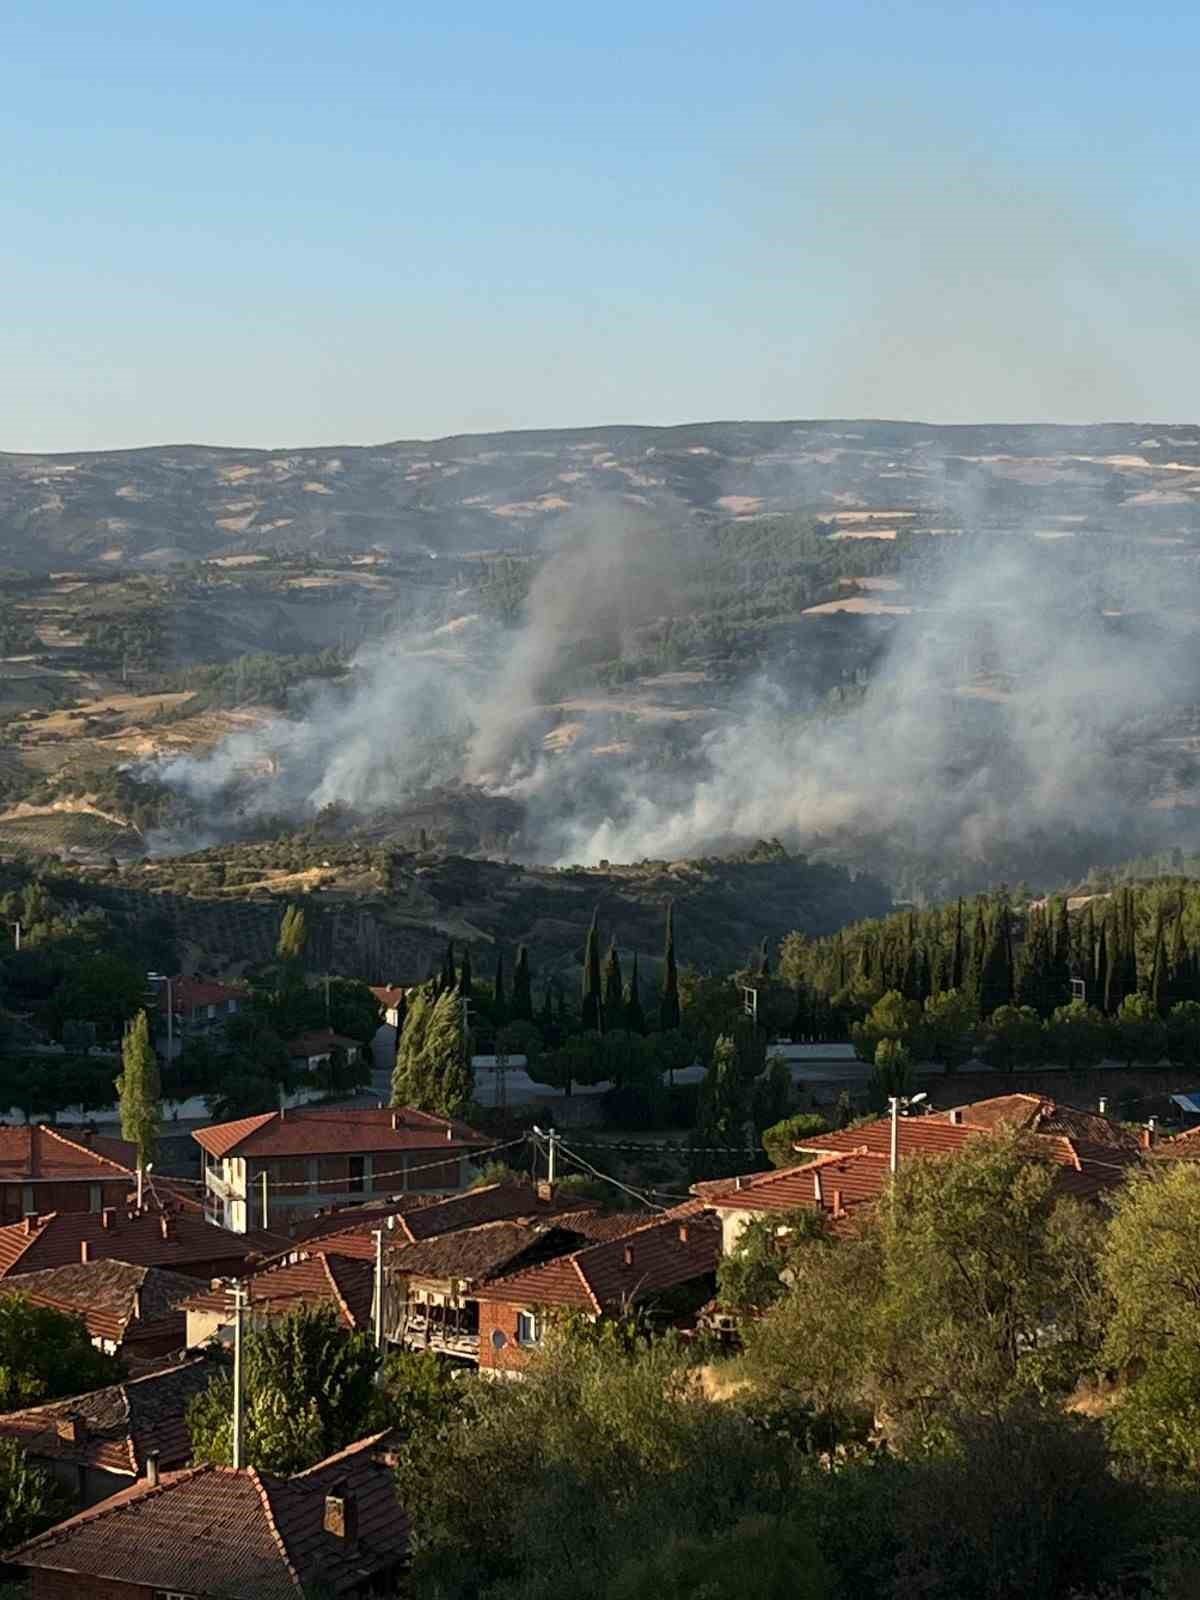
194;1105;490;1234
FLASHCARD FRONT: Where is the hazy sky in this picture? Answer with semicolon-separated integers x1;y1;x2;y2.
5;0;1200;450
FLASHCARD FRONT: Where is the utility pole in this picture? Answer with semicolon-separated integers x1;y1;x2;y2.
148;972;174;1060
260;1172;269;1232
547;1127;559;1184
231;1282;247;1470
373;1229;385;1351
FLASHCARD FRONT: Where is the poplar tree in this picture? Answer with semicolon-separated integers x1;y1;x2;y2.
276;905;308;965
421;988;473;1117
116;1010;160;1167
391;985;432;1105
582;911;603;1034
660;902;681;1032
511;947;533;1023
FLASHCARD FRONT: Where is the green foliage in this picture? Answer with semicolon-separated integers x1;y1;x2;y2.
392;985;473;1116
0;1296;121;1410
605;1514;831;1600
979;1004;1045;1071
1113;990;1166;1067
865;1037;915;1111
44;952;147;1042
187;1306;379;1474
761;1112;830;1169
372;1349;465;1438
116;1008;160;1165
851;990;919;1063
276;903;308;964
1046;1000;1109;1068
717;1206;833;1315
0;1436;73;1551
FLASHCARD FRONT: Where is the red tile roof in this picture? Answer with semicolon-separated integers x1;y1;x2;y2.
0;1258;195;1347
179;1251;375;1332
0;1353;218;1479
0;1125;136;1185
941;1093;1142;1150
476;1205;721;1315
368;986;411;1009
285;1029;362;1059
0;1209;271;1279
287;1195;437;1247
394;1182;597;1243
158;977;247;1011
193;1106;489;1161
6;1433;407;1599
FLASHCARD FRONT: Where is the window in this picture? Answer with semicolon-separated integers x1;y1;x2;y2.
516;1311;541;1347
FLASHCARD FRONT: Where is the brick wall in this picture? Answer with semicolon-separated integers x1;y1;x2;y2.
32;1571;153;1600
477;1298;535;1375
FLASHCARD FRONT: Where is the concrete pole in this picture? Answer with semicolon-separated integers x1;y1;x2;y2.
547;1128;559;1185
231;1283;246;1470
373;1230;385;1351
260;1171;269;1232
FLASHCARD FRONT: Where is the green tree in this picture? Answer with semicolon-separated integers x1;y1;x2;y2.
276;904;308;964
977;904;1014;1018
761;1112;830;1169
700;1033;745;1143
0;1437;72;1551
115;1008;160;1166
851;989;919;1063
866;1037;915;1111
1046;1001;1108;1069
418;987;474;1117
606;1515;831;1600
0;1296;120;1410
45;953;146;1042
660;902;681;1031
717;1205;833;1314
582;911;603;1034
1113;991;1165;1068
510;946;533;1023
603;942;624;1032
392;984;434;1105
914;988;977;1071
372;1349;465;1437
1166;999;1200;1069
187;1306;379;1474
624;952;646;1034
491;952;507;1026
979;1004;1045;1072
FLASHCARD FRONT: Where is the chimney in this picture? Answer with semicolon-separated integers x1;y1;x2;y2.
56;1415;84;1446
80;1239;92;1263
536;1179;554;1203
445;1125;453;1142
832;1188;844;1218
734;1175;743;1191
947;1108;963;1125
101;1208;115;1231
145;1450;160;1488
22;1214;37;1236
323;1482;358;1543
160;1215;174;1241
812;1168;823;1203
1098;1096;1108;1116
132;1284;143;1322
622;1244;634;1269
678;1222;689;1244
391;1111;400;1131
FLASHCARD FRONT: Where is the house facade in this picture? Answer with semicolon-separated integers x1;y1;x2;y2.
0;1126;137;1225
194;1106;489;1234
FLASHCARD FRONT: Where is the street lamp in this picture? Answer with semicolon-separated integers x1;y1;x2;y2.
888;1091;928;1175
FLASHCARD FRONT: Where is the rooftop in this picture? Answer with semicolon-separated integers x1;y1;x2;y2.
193;1106;489;1161
388;1219;586;1284
0;1353;218;1479
0;1125;136;1185
284;1029;363;1058
0;1208;278;1279
476;1205;721;1315
941;1093;1143;1150
368;985;411;1008
5;1432;407;1600
159;977;247;1012
179;1251;375;1332
0;1258;197;1345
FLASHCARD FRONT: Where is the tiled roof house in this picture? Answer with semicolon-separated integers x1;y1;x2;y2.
0;1352;218;1509
0;1126;137;1225
0;1258;196;1359
180;1250;376;1348
0;1208;282;1283
6;1431;407;1600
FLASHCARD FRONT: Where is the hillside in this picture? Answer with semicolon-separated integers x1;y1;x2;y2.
6;420;1200;568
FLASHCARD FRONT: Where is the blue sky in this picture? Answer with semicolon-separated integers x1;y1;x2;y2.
4;0;1199;449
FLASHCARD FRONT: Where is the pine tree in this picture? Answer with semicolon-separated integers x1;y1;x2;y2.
511;947;533;1023
625;952;646;1034
582;911;603;1034
116;1010;160;1168
603;941;624;1030
660;902;681;1032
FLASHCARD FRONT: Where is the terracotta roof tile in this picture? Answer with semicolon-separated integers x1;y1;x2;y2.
942;1093;1142;1150
0;1210;268;1279
180;1251;375;1332
0;1125;136;1184
193;1106;488;1160
6;1433;407;1599
284;1030;362;1058
388;1220;587;1284
0;1353;218;1479
395;1182;596;1243
477;1207;721;1314
0;1258;195;1346
161;977;247;1012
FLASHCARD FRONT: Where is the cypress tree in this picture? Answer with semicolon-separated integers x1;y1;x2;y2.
511;946;533;1023
458;946;473;997
757;938;770;979
492;952;507;1026
978;905;1014;1018
582;910;603;1034
1082;901;1098;996
1103;912;1123;1016
856;933;875;986
1121;890;1139;1000
917;945;933;1005
968;899;989;1005
1169;912;1192;1007
660;902;681;1031
1149;914;1167;1015
834;935;848;993
1095;916;1109;1012
603;941;624;1029
625;952;646;1034
899;940;919;1003
420;988;473;1117
950;899;965;992
116;1010;160;1168
440;940;457;994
